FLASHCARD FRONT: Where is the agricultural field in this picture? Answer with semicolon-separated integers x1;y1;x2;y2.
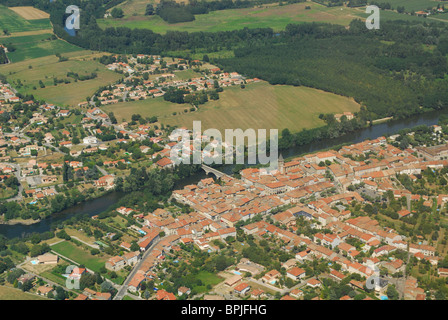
380;0;445;11
113;0;206;17
98;3;363;33
0;33;85;63
103;81;360;133
9;6;50;20
0;5;51;34
0;286;49;300
0;50;122;107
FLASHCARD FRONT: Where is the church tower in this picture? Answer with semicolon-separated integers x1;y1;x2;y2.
278;153;285;174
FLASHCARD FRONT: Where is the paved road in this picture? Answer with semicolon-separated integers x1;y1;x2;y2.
113;237;162;300
70;236;100;249
96;165;109;177
1;162;23;202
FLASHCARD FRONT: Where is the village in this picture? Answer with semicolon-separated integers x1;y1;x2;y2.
80;54;260;108
1;72;448;300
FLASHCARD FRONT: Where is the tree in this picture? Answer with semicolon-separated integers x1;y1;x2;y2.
387;285;399;300
80;273;96;290
2;29;9;36
145;4;154;15
54;286;66;300
111;8;124;18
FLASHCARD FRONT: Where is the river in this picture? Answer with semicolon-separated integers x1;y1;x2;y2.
0;109;446;239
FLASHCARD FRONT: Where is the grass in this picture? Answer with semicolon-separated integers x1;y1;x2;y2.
0;50;122;107
40;270;68;287
0;33;84;63
0;285;49;300
104;81;360;133
192;271;223;294
0;5;51;33
51;240;109;274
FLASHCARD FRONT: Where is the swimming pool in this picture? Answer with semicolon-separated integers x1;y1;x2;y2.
380;296;388;300
233;271;242;275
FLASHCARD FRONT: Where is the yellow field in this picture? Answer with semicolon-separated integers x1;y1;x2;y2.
0;286;49;300
103;81;360;133
9;6;50;20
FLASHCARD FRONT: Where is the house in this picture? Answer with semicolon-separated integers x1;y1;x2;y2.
37;253;59;265
261;270;281;284
438;268;448;277
225;274;242;287
156;157;174;169
286;267;306;281
36;286;53;296
105;256;126;271
306;278;321;288
83;136;99;145
68;267;87;281
128;272;146;292
234;282;251;295
178;286;191;296
251;289;265;299
290;288;303;299
95;175;115;190
56;109;71;117
156;289;176;300
409;243;435;257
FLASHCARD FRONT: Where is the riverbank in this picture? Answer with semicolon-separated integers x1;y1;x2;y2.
0;218;40;226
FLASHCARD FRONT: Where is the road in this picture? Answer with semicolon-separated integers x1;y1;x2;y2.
113;237;162;300
96;165;109;177
1;162;23;202
70;236;100;249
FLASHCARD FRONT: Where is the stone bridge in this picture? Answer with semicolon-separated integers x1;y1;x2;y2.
201;164;231;179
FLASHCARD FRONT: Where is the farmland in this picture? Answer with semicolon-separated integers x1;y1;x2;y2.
0;50;122;107
97;1;440;34
103;81;360;133
98;2;362;33
381;0;445;11
0;286;49;300
8;6;50;20
0;5;51;34
0;33;85;63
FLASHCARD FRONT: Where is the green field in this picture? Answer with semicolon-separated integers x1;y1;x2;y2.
192;271;223;294
51;241;109;274
98;3;361;33
98;2;441;34
0;33;85;63
0;5;51;33
103;81;360;133
0;50;122;106
380;0;444;11
0;286;49;300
